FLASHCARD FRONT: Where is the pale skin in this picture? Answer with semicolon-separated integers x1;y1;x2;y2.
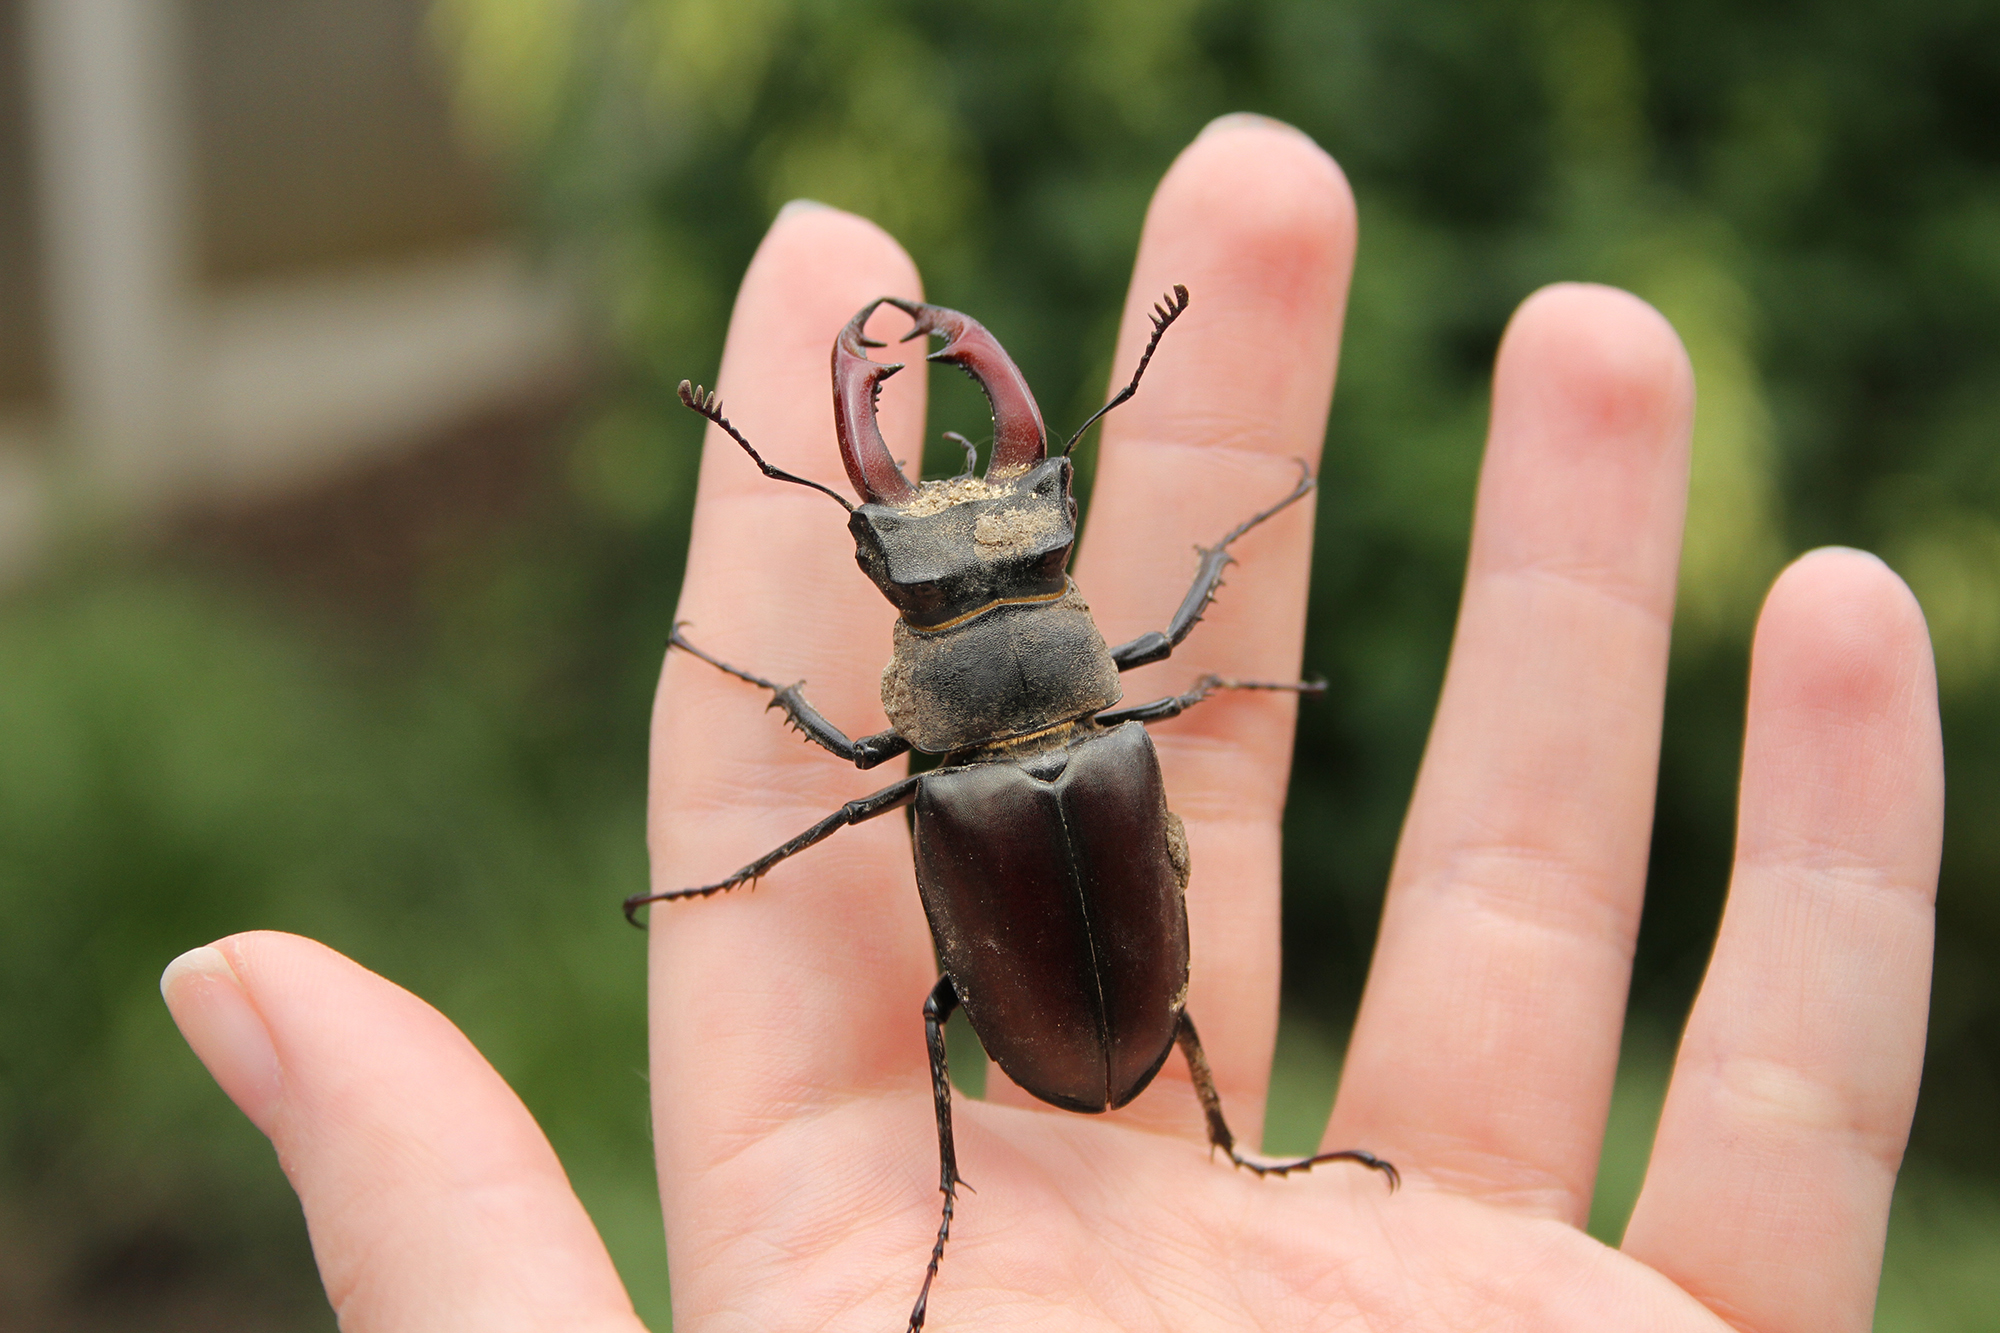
162;116;1943;1332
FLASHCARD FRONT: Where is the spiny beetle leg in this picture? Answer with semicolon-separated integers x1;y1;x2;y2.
1110;460;1318;672
1094;673;1328;728
622;774;921;927
1174;1011;1399;1190
669;624;910;769
908;975;966;1333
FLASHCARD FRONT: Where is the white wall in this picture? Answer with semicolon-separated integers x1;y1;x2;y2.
0;0;578;579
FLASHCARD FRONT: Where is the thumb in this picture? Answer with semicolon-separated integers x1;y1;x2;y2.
162;931;645;1333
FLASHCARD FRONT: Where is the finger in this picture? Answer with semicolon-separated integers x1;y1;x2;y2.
646;208;939;1188
1622;550;1940;1333
161;931;640;1333
1328;284;1694;1216
1043;115;1355;1138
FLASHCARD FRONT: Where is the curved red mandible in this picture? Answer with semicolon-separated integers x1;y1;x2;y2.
833;298;1050;505
886;298;1047;478
833;299;919;505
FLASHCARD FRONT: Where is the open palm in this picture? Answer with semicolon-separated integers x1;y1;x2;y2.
164;118;1941;1333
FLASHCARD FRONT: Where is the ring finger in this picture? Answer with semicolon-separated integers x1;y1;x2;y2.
1328;284;1695;1220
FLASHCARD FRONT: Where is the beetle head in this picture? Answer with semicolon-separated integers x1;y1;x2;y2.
835;297;1072;624
848;457;1078;627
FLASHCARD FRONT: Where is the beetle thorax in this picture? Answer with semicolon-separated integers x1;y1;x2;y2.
850;457;1121;753
848;457;1080;626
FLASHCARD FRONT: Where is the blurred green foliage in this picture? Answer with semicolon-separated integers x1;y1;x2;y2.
4;0;1999;1327
0;562;673;1325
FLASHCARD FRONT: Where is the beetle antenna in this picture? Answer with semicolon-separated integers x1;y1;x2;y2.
1063;284;1190;456
942;431;980;479
679;380;856;513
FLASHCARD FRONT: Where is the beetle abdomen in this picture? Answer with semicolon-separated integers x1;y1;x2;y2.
912;722;1189;1112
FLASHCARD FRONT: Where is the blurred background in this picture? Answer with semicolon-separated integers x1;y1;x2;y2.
0;0;1995;1328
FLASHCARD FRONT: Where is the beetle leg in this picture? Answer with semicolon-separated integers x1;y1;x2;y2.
1174;1011;1399;1189
622;774;921;925
669;625;912;769
1109;461;1317;671
1093;673;1327;727
909;975;965;1333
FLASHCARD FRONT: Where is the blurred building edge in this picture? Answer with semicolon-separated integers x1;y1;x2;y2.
194;244;577;500
0;0;583;586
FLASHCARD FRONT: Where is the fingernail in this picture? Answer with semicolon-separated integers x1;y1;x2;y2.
1197;111;1311;141
162;943;283;1134
777;198;833;219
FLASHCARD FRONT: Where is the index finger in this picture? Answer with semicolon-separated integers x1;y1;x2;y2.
646;207;939;1185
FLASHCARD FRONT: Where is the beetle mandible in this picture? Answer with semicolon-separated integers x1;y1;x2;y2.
627;287;1397;1332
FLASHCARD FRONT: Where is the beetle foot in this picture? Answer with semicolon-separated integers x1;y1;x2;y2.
1211;675;1329;698
1225;1145;1400;1191
622;871;762;926
906;1185;953;1332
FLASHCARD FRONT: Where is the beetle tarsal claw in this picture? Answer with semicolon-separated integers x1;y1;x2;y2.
1223;1147;1402;1190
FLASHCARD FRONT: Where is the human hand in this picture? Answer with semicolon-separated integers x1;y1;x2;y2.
163;117;1941;1333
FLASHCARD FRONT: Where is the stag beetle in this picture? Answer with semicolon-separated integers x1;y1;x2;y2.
627;287;1396;1331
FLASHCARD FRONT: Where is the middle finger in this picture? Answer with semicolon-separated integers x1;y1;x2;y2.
977;119;1359;1140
